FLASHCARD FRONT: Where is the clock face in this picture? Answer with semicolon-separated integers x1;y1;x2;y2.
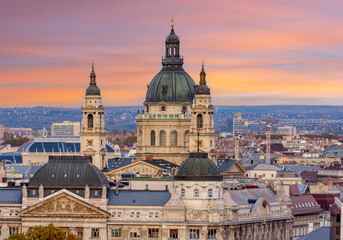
87;140;93;146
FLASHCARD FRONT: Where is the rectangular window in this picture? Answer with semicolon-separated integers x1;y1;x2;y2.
111;228;122;237
130;232;140;238
336;226;340;235
208;229;217;239
148;228;159;238
91;228;99;238
117;211;122;217
9;226;19;235
77;227;83;237
170;229;178;239
189;229;199;239
337;214;341;222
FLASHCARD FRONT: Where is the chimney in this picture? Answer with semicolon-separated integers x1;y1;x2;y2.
145;184;149;191
165;185;168;191
146;156;153;161
115;185;119;195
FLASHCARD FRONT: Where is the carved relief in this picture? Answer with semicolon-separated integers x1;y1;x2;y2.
20;193;109;217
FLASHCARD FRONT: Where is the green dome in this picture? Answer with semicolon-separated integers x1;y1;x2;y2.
174;153;223;181
145;25;196;104
146;70;195;104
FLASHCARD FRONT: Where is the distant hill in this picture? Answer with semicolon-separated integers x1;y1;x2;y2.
0;105;342;133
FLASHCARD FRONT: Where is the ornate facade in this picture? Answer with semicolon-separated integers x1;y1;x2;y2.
136;23;196;164
0;154;294;240
80;64;107;170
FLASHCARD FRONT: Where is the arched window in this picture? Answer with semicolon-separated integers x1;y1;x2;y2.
184;130;190;146
159;130;166;146
87;114;93;128
151;130;156;146
181;189;185;197
208;189;213;198
161;106;166;111
193;189;199;198
171;130;177;146
218;190;221;198
197;114;203;129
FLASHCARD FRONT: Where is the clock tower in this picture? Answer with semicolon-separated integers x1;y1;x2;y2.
80;63;107;170
189;62;216;161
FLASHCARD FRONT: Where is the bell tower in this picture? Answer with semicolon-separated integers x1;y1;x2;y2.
189;62;216;161
80;63;107;170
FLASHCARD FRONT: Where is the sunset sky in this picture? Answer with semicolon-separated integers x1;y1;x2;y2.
1;0;343;107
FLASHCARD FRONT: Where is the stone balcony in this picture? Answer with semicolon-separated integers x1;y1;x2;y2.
136;113;191;120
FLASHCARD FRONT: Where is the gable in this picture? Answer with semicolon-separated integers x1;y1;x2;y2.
227;162;246;173
19;192;110;218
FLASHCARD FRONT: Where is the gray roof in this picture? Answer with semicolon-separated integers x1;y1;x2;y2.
107;157;133;171
6;165;41;175
0;188;22;204
278;164;320;173
228;188;277;205
245;164;281;171
29;156;109;189
298;227;329;240
217;159;237;173
276;171;301;178
108;190;171;206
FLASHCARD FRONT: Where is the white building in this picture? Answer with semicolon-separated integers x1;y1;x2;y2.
51;121;80;137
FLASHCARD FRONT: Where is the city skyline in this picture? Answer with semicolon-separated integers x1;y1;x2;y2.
1;0;343;107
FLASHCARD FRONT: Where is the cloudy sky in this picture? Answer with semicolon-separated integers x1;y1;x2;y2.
1;0;343;107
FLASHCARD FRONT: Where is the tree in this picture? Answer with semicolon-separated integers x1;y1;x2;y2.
5;224;82;240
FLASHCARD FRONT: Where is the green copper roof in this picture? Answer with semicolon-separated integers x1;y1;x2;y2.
174;153;223;181
29;156;109;189
145;70;195;104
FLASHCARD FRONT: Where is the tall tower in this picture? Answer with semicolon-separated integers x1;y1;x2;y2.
80;63;107;170
189;62;216;161
136;21;196;164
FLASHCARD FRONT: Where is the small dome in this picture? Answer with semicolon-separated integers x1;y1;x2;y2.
174;153;223;181
165;28;180;44
86;85;101;96
146;70;195;104
195;85;210;95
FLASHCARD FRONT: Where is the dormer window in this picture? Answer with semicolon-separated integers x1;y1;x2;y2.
162;85;168;93
182;106;186;113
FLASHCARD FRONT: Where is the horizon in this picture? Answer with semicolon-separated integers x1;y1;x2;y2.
1;0;343;107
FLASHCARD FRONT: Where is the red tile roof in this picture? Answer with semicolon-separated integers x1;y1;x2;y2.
290;195;322;215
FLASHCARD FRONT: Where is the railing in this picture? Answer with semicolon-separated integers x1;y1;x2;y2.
136;114;191;120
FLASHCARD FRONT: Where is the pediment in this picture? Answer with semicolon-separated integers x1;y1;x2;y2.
19;192;110;218
227;162;246;173
106;160;161;175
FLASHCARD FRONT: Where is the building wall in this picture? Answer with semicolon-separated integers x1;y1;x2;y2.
51;121;80;137
247;170;277;180
136;103;192;164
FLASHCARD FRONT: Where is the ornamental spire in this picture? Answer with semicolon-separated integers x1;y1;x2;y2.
171;18;174;29
199;61;206;85
90;61;96;85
